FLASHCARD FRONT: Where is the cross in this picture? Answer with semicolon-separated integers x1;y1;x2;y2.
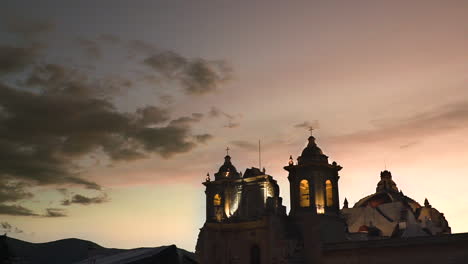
308;127;314;136
226;146;230;155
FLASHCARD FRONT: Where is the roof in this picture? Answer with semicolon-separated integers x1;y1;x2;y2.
297;136;329;165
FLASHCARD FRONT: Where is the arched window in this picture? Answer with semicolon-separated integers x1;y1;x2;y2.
299;179;310;207
326;180;333;207
214;194;221;206
250;245;261;264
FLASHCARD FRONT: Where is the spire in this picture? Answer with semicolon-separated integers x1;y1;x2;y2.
343;198;349;209
205;173;210;182
288;155;294;166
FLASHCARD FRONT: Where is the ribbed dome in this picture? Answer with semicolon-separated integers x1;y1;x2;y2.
297;136;328;165
354;170;422;209
354;191;421;209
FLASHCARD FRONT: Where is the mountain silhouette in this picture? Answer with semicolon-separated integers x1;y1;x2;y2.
0;235;197;264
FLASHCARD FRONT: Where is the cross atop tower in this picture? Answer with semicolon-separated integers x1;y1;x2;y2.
308;127;314;136
226;146;230;156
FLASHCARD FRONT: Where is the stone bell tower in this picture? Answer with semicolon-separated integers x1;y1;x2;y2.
204;153;242;223
196;150;291;264
284;134;346;243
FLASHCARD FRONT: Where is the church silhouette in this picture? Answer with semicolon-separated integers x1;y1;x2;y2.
195;135;468;264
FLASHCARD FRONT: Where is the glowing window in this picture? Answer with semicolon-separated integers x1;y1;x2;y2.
299;180;310;207
214;194;221;206
326;180;333;207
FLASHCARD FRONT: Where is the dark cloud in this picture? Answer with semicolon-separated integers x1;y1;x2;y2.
25;63;131;98
1;222;12;230
399;141;420;149
127;40;158;56
136;106;170;126
0;180;37;216
230;140;257;151
56;188;69;196
76;38;101;58
0;29;230;214
62;193;108;206
334;101;468;146
159;95;174;105
224;122;240;129
294;120;320;129
0;181;33;203
44;208;67;217
209;107;241;128
209;107;222;118
0;82;208;191
0;204;37;216
1;222;23;233
195;134;213;143
144;51;232;95
3;18;55;37
98;34;121;44
0;45;38;75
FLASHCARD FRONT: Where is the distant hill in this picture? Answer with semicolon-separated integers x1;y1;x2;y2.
0;235;197;264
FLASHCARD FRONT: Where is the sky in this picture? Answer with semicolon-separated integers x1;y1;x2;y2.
0;0;467;251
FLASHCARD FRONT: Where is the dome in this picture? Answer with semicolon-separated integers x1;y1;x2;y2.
354;191;422;209
354;170;422;209
297;136;329;165
243;167;263;178
214;155;240;180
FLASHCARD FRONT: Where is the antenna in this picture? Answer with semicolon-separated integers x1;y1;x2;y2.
258;139;262;170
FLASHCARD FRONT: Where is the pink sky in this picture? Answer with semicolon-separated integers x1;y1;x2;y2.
0;0;467;251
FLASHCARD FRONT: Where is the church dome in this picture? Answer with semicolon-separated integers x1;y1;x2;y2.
354;170;422;209
297;136;329;165
214;155;240;180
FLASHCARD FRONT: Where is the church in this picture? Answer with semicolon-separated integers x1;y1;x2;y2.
195;135;468;264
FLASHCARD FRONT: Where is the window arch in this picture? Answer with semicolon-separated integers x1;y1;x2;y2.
325;180;333;207
299;179;310;207
214;194;221;206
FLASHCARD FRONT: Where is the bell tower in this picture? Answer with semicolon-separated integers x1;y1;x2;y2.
284;134;346;242
203;153;241;223
285;135;342;216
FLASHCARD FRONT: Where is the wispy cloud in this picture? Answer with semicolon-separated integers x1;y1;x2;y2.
333;101;468;146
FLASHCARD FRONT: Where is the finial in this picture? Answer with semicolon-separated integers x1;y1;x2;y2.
205;173;210;182
225;146;230;156
262;167;266;174
343;198;349;209
424;198;431;208
288;155;294;166
308;126;314;136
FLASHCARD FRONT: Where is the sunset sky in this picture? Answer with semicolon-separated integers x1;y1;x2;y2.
1;0;468;251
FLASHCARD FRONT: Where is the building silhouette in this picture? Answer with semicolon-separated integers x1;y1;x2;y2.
196;135;468;264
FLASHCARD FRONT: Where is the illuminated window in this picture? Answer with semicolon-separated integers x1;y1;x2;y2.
326;180;333;207
299;180;310;207
214;194;221;206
